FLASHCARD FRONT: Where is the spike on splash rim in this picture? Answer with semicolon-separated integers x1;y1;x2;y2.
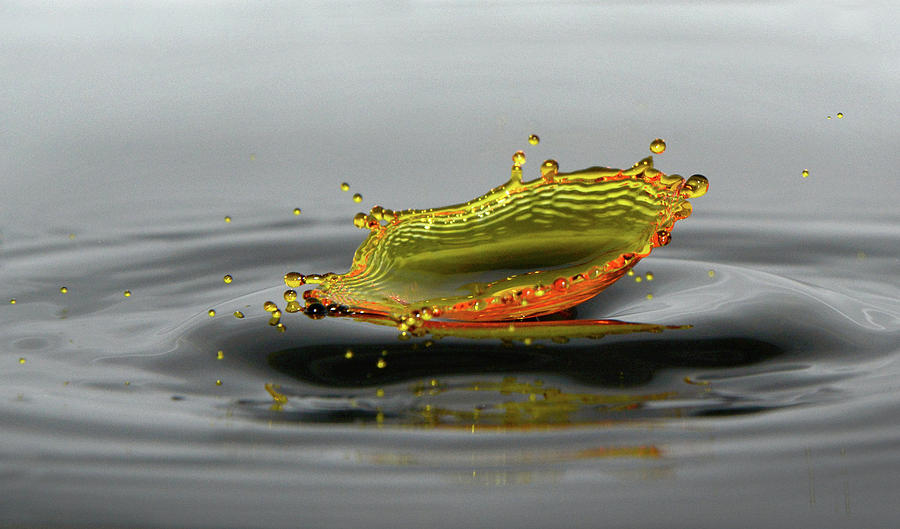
287;154;708;337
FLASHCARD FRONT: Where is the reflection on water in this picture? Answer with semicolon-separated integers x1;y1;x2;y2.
2;202;899;528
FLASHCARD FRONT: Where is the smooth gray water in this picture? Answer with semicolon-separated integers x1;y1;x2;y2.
2;2;899;528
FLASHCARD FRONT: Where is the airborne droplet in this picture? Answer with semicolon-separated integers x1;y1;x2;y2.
353;193;363;203
650;138;666;154
340;182;350;192
283;272;305;288
223;274;233;284
802;169;809;178
528;134;540;145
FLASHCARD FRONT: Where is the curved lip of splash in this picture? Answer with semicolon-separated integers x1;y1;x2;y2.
296;155;708;330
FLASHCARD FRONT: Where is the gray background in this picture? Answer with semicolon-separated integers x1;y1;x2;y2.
3;0;897;231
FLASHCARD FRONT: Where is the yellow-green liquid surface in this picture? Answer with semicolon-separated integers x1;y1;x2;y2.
294;155;707;337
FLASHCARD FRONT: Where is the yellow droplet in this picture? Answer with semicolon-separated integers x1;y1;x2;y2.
540;159;559;179
856;251;866;260
208;309;216;317
233;311;245;319
512;150;526;167
223;275;233;284
627;270;634;276
59;286;68;294
250;153;256;161
18;357;26;365
283;272;305;288
283;289;297;302
68;233;76;240
528;134;540;145
293;208;302;216
123;290;132;297
523;337;533;346
216;350;224;360
801;169;809;178
340;182;350;192
646;293;654;300
276;323;286;332
375;388;385;397
344;349;354;359
376;358;387;369
9;298;16;304
826;115;832;120
650;138;666;154
645;272;654;281
635;276;642;283
708;270;716;278
215;379;222;386
263;301;278;312
284;301;301;313
836;112;843;119
224;216;232;223
352;193;363;203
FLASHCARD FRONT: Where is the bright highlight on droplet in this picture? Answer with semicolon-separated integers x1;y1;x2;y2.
293;208;302;216
224;216;232;223
208;309;216;317
802;169;809;178
233;311;245;319
352;193;363;203
528;134;540;145
649;138;666;154
284;272;305;288
223;275;233;284
9;298;16;304
512;150;526;167
645;272;654;281
18;357;26;365
344;349;354;359
341;182;350;192
376;359;387;369
123;290;132;297
263;301;278;312
215;379;222;386
59;287;68;294
283;290;297;302
836;112;844;119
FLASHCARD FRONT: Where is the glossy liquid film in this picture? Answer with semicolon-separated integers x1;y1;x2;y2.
290;154;708;335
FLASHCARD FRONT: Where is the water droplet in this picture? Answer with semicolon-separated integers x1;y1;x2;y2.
509;164;523;184
233;311;244;319
9;298;16;304
376;388;385;398
263;301;278;312
59;287;68;294
304;303;327;320
216;350;224;360
512;150;526;167
68;233;76;240
540;159;559;179
708;270;716;278
635;276;643;283
293;208;302;216
836;112;843;119
352;193;363;203
285;301;302;313
650;138;666;154
123;290;132;297
802;169;809;178
645;272;654;281
208;309;216;317
215;379;222;386
376;358;387;369
627;270;634;276
283;290;297;302
276;323;286;332
528;134;540;145
283;272;305;288
18;357;26;365
683;174;709;198
224;216;232;223
344;349;354;359
827;115;832;120
340;182;350;192
646;293;654;300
